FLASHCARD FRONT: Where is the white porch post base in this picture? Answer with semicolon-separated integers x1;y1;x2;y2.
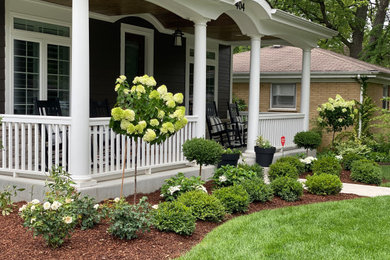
192;20;207;138
70;0;92;182
301;48;312;131
245;36;262;153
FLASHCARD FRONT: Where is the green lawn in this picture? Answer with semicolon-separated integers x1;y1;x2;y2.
180;196;390;260
382;165;390;181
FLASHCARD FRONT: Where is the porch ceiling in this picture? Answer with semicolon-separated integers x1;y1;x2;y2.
41;0;278;42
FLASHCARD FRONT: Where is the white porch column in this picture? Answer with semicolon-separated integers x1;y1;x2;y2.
246;36;261;153
70;0;91;181
300;48;312;131
192;20;207;138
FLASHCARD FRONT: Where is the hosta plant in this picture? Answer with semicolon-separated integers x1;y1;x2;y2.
212;165;258;188
160;173;207;201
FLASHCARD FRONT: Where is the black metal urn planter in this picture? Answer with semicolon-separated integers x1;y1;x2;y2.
218;148;241;168
254;136;276;167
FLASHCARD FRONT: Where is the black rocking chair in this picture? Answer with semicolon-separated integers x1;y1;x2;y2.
228;102;248;146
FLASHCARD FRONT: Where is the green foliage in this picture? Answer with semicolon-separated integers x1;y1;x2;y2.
213;185;250;213
0;185;24;216
182;138;224;173
19;198;77;248
45;166;76;200
371;97;390;136
237;163;264;179
255;136;273;148
152;201;196;236
342;153;365;170
70;196;101;230
317;95;356;144
232;95;247;111
160;173;206;201
240;177;274;203
271;177;304;202
293;131;322;151
233;46;251;54
366;152;390;163
177;190;226;222
268;162;299;181
350;160;382;185
276;157;306;174
106;197;152;240
109;75;187;145
305;174;343;195
212;165;258;188
312;156;342;176
334;140;372;157
223;148;242;155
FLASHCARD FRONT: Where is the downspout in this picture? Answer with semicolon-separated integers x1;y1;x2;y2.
357;74;363;138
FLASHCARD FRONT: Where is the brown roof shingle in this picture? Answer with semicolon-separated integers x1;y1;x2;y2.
233;46;390;75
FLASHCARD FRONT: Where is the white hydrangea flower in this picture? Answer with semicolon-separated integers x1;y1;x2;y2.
51;201;62;211
114;197;120;203
152;204;159;210
219;175;227;183
196;185;208;193
335;155;343;160
43;202;51;210
168;185;181;195
63;216;73;224
93;204;100;210
31;199;40;205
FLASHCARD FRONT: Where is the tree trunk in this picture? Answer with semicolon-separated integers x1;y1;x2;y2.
349;4;369;59
369;0;389;45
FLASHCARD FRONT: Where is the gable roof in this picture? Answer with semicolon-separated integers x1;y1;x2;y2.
233;46;390;75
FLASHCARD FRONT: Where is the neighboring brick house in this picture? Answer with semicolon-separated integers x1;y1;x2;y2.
233;45;390;145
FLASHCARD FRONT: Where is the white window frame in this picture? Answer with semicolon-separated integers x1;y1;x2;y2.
7;13;71;114
270;83;297;110
120;24;154;77
185;43;219;113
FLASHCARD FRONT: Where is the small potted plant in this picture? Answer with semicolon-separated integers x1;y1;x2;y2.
255;136;276;167
218;148;241;168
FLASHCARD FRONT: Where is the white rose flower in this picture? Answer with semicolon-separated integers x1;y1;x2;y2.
19;205;27;212
65;198;74;204
197;185;208;193
43;202;51;210
219;175;227;183
114;197;120;203
335;155;343;160
152;204;159;210
63;216;73;224
31;199;40;205
93;204;100;210
51;201;62;211
30;205;36;211
30;217;36;224
168;185;181;195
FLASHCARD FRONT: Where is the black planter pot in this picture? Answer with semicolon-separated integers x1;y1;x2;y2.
218;153;240;168
254;146;276;167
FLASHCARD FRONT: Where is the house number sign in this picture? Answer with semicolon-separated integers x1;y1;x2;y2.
235;1;245;11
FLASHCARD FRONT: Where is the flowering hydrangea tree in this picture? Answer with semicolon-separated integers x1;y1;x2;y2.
317;94;356;144
110;75;188;198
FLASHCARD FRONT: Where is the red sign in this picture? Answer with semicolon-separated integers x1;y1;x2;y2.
281;136;286;147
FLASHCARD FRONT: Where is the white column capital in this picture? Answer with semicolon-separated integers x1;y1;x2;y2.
249;35;263;41
192;19;209;27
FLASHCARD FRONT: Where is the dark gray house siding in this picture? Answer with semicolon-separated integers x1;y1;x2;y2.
218;45;231;118
0;0;5;113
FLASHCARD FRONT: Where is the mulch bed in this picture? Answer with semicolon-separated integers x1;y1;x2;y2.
300;170;389;185
0;181;362;260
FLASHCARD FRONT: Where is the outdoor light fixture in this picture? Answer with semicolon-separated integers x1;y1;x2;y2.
173;29;184;47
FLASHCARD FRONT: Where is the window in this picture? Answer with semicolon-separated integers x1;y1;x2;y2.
11;17;71;115
383;85;389;110
271;84;296;109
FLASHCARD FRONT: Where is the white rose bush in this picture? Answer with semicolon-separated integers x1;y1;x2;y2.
110;75;188;199
317;94;356;144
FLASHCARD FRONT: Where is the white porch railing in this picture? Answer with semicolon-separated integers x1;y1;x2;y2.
240;112;305;148
0;115;198;178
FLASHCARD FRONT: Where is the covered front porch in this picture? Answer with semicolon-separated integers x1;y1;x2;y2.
0;0;336;198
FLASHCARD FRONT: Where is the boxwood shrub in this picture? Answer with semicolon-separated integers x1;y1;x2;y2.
268;162;299;181
271;177;303;202
293;131;322;151
350;160;382;185
276;157;306;174
152;201;196;236
213;185;250;213
342;153;365;171
240;177;273;203
305;174;342;195
177;190;225;222
312;156;342;176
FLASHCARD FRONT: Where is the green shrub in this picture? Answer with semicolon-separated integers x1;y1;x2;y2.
212;165;258;188
182;138;224;176
293;131;322;151
240;177;273;203
152;201;196;236
237;163;264;179
350;160;382;185
70;196;101;230
334;140;372;157
366;151;390;163
305;174;343;195
1;185;24;216
160;172;206;201
106;197;152;240
342;153;365;170
177;190;225;222
276;157;305;174
271;177;304;202
213;185;250;213
268;162;299;181
312;156;342;176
